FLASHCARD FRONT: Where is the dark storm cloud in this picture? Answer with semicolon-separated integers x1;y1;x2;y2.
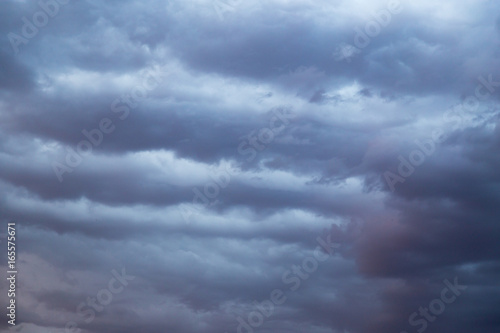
0;49;34;91
1;0;499;332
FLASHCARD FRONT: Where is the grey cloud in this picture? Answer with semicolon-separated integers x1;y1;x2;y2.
0;0;499;332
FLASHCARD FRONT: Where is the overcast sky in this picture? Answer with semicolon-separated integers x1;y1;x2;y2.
1;0;500;332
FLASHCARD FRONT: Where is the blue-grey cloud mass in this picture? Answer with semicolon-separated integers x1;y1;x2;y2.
1;0;500;332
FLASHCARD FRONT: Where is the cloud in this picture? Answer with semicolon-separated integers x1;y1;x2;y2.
0;0;499;332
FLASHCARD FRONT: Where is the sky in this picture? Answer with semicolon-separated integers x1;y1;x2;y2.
0;0;500;332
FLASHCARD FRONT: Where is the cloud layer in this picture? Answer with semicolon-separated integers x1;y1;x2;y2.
1;0;500;332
